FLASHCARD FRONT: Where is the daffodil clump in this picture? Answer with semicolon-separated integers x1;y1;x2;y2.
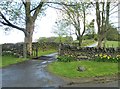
95;54;120;63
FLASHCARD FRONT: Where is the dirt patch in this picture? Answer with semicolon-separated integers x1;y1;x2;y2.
57;74;119;87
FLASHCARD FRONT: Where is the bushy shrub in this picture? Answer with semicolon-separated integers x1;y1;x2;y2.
57;55;76;62
94;54;120;63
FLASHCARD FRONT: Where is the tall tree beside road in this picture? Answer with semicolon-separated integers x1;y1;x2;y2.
0;0;46;57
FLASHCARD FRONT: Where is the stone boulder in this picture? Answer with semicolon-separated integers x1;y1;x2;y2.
77;66;86;72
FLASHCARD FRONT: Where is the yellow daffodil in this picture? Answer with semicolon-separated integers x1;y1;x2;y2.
107;56;110;59
95;54;98;56
116;55;120;58
99;54;102;57
103;54;107;58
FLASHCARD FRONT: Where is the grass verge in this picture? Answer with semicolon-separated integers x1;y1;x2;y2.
0;55;29;68
48;61;118;78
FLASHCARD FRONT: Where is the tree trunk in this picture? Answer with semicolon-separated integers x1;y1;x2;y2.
96;1;102;48
78;36;82;47
97;37;103;48
24;34;33;56
97;34;104;48
97;1;110;48
25;22;34;57
23;39;27;58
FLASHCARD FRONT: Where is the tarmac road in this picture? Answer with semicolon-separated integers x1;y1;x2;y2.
2;53;65;87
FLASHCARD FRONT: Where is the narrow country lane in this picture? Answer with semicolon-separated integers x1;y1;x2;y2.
2;53;65;87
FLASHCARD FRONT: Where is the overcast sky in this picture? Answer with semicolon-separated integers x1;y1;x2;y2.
0;7;58;44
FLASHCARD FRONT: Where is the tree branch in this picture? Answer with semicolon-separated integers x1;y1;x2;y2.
0;12;27;35
30;4;41;13
82;11;86;36
21;0;26;6
63;5;77;26
32;1;44;21
46;4;64;11
109;9;120;16
110;2;120;12
46;2;76;6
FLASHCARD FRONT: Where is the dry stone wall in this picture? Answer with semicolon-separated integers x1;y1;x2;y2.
60;44;120;60
2;42;59;57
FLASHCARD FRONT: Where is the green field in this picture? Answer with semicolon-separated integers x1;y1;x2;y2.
73;40;119;47
48;61;118;78
38;49;57;56
82;40;96;47
104;41;120;48
73;40;96;47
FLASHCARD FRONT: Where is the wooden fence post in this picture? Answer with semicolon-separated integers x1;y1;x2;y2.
36;43;38;57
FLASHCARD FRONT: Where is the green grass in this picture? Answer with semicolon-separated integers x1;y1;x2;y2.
104;41;120;48
0;55;29;68
38;49;57;56
48;61;118;78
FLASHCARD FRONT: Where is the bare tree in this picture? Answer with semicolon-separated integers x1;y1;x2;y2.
60;1;91;47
